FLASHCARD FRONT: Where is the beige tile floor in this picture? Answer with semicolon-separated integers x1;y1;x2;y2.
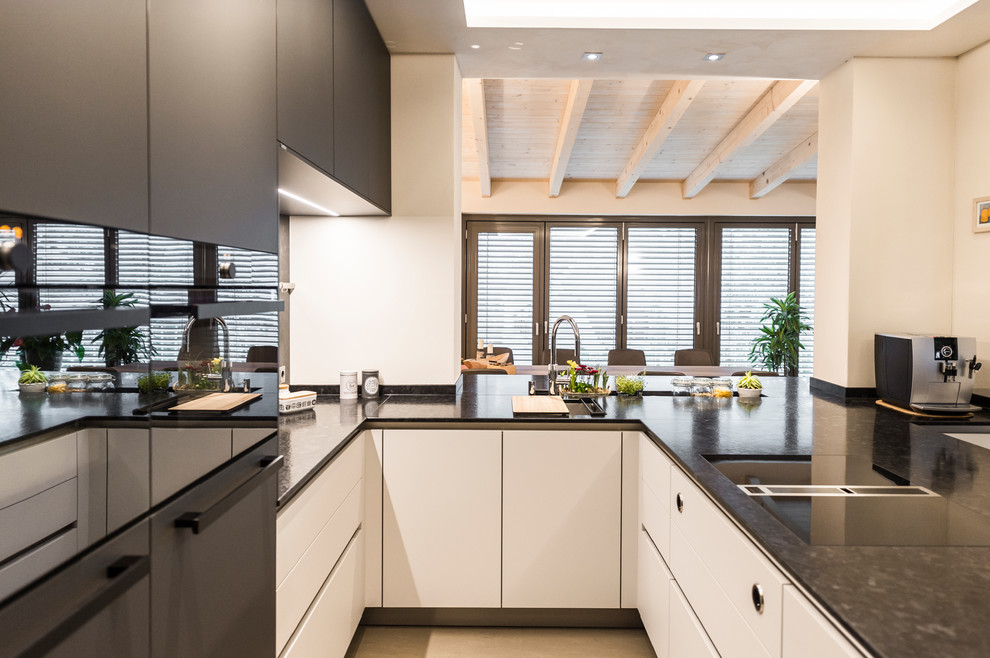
344;626;657;657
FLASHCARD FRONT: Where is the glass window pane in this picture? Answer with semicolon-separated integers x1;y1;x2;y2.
799;228;816;376
548;226;618;366
719;227;791;369
476;231;534;365
626;226;697;366
217;245;279;362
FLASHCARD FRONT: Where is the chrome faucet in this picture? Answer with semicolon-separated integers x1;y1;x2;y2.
181;316;233;392
549;314;581;382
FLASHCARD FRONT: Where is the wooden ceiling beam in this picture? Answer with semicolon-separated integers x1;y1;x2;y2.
548;79;594;198
682;79;817;199
466;78;492;197
749;132;818;198
615;79;705;198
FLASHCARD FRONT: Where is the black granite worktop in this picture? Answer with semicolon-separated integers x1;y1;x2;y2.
278;375;990;658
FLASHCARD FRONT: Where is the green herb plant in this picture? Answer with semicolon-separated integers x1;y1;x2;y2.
748;292;811;377
737;371;763;389
137;371;171;394
17;365;48;385
616;374;645;396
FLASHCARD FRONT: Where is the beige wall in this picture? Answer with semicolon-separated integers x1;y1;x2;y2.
288;55;463;385
815;57;957;388
953;41;990;389
462;180;816;216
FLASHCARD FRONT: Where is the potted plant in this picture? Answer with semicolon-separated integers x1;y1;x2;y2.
18;365;48;394
736;371;763;398
616;373;645;396
1;331;84;371
560;360;610;397
92;290;156;367
748;292;811;377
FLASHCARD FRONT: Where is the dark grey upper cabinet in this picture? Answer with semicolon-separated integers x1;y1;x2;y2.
148;0;278;253
333;0;391;212
0;0;149;233
277;0;334;175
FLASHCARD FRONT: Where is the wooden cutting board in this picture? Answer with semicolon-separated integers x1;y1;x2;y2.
511;395;569;416
170;392;262;413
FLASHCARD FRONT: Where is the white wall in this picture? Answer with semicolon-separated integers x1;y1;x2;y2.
953;40;990;390
289;55;463;385
815;57;957;388
462;180;816;216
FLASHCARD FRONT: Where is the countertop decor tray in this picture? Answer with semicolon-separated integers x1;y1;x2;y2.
511;395;569;416
170;392;262;413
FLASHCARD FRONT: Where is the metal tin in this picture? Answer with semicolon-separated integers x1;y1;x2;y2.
362;370;380;399
340;370;358;399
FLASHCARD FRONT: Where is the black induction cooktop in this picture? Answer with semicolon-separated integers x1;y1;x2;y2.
706;455;990;546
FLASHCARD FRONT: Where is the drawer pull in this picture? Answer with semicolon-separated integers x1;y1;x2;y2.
175;455;283;535
676;492;684;513
752;583;765;614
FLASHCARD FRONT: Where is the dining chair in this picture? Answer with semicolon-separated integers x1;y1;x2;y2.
552;348;576;365
607;348;646;366
674;349;714;366
491;346;514;365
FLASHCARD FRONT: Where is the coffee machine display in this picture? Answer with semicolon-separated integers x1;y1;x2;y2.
875;333;982;413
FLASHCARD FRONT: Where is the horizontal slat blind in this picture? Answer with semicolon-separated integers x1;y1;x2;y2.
719;227;791;369
35;222;105;366
476;231;534;365
548;226;617;366
119;231;193;361
626;227;697;366
217;246;279;362
799;228;816;376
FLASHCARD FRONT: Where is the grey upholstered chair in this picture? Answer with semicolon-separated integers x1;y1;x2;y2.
673;349;714;366
607;348;646;366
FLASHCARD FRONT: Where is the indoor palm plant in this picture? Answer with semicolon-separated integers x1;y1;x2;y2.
1;331;84;370
748;292;811;377
91;289;156;367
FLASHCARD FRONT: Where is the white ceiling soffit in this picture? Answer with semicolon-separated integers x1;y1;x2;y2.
277;146;387;217
462;0;980;31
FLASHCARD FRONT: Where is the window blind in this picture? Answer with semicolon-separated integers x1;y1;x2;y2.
719;227;791;369
798;228;816;376
217;246;279;362
626;227;697;366
476;231;535;365
548;226;618;366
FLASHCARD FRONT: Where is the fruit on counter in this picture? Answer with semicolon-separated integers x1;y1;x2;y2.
737;371;763;389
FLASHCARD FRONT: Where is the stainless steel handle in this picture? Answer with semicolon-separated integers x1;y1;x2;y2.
175;455;283;535
695;322;701;336
752;583;765;614
716;321;721;336
676;493;684;513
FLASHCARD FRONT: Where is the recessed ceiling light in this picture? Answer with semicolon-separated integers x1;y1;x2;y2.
471;44;481;49
508;45;522;50
582;52;603;61
704;52;725;61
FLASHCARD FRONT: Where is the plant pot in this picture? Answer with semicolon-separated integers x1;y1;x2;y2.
737;387;762;398
22;349;61;371
18;382;47;394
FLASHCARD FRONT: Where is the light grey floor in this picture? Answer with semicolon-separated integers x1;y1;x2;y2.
344;626;657;657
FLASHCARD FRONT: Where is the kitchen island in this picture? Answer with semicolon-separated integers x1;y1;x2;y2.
278;375;990;658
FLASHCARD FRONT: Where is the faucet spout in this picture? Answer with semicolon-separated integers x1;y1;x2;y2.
550;314;581;375
181;316;233;391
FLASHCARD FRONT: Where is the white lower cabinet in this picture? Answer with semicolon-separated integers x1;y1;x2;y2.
669;578;720;658
502;430;622;608
782;586;863;657
382;429;501;608
638;528;672;653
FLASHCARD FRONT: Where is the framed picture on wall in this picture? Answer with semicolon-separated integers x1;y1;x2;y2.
975;196;990;233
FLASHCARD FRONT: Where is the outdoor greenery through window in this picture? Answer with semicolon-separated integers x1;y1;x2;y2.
465;216;815;373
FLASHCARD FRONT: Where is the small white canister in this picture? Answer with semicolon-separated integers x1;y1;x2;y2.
340;370;358;399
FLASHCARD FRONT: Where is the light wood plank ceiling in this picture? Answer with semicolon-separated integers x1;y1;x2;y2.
462;77;818;198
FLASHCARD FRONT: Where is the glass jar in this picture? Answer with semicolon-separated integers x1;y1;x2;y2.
689;377;713;397
671;377;693;396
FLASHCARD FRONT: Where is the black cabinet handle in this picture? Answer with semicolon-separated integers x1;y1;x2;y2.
752;583;765;614
676;492;684;513
175;455;283;535
21;555;149;658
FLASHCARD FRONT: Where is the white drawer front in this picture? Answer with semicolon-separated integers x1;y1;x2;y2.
640;473;670;561
0;478;77;563
670;578;721;658
0;432;77;509
671;522;770;658
280;530;365;658
277;436;364;586
640;434;671;510
782;586;865;657
638;529;672;656
277;477;363;654
0;526;78;602
671;468;787;658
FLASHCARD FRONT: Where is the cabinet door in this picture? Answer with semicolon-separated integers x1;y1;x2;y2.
332;0;390;211
277;0;334;174
382;429;501;608
502;430;622;608
0;0;148;231
148;0;278;252
669;579;720;658
150;438;278;658
782;586;864;657
107;428;150;534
